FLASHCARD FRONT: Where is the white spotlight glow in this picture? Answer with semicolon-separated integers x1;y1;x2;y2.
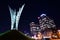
9;4;25;30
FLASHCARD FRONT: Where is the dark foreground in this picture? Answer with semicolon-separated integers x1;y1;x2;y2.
0;30;34;40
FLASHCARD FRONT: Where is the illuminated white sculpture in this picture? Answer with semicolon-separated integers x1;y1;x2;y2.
9;4;25;30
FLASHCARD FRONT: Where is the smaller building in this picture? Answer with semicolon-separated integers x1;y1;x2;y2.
29;22;41;36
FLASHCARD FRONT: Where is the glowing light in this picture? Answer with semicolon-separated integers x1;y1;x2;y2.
31;35;37;39
9;4;25;30
16;4;25;30
57;30;60;37
40;14;46;17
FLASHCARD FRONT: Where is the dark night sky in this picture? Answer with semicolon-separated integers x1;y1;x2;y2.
0;0;60;33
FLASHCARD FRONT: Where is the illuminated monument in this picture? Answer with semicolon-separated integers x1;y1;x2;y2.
9;4;25;30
